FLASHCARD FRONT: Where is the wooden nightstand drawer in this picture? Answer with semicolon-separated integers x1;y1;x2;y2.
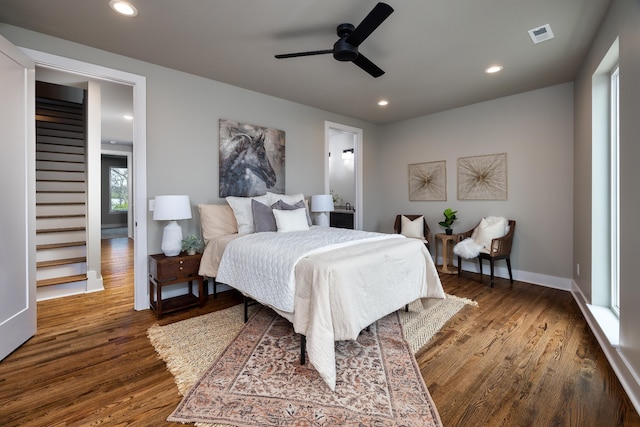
149;253;202;282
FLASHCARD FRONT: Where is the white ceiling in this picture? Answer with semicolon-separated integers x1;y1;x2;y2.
0;0;612;127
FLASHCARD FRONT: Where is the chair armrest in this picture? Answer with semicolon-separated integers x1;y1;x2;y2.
456;228;474;242
488;221;515;256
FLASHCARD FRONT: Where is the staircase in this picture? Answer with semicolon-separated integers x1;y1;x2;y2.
35;83;88;295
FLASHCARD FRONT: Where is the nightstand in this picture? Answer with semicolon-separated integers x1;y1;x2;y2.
149;252;205;319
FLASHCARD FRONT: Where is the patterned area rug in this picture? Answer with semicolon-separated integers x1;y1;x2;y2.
148;295;476;427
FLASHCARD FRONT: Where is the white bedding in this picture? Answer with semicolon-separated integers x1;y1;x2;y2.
293;236;443;389
216;227;403;313
214;227;445;390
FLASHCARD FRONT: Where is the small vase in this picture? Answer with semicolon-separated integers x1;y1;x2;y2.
445;228;453;235
187;249;196;256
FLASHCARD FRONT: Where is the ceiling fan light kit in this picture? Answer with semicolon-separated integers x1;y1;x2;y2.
275;2;394;77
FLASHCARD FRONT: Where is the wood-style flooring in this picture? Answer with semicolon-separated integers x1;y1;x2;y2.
0;237;638;426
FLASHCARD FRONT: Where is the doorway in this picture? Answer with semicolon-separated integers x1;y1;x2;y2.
325;121;363;230
25;48;148;311
101;153;132;239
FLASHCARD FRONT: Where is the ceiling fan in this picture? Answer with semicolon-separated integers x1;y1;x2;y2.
274;2;394;78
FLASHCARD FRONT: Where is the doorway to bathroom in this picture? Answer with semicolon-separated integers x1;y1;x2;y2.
324;121;363;230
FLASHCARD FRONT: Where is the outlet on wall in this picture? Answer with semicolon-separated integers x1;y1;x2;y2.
576;263;580;276
149;199;155;212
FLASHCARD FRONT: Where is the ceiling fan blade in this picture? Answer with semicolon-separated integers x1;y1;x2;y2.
352;53;384;78
346;2;394;47
275;49;333;59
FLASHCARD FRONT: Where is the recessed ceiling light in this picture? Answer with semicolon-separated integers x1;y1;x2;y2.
123;114;133;120
109;0;138;17
485;65;504;74
378;100;389;106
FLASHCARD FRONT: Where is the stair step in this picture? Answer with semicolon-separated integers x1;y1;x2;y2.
37;202;86;206
36;190;85;194
37;256;87;268
36;227;86;234
37;159;85;164
36;178;86;183
36;241;86;250
36;214;86;220
37;274;87;288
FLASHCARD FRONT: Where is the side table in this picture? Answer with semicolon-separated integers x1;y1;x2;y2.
435;233;459;274
149;252;205;319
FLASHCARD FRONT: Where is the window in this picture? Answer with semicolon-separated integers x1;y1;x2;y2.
109;166;128;212
610;66;620;316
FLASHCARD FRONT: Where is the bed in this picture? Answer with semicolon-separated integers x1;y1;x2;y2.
197;194;445;390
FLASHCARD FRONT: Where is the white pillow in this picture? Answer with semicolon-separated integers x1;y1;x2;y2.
401;215;425;240
267;192;312;226
273;208;310;233
474;217;508;249
470;217;488;241
226;194;270;235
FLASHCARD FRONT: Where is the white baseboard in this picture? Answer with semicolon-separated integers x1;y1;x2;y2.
86;270;105;293
571;282;640;415
453;257;572;291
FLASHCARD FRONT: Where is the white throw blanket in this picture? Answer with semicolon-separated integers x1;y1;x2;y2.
453;237;485;258
216;227;403;313
293;237;443;390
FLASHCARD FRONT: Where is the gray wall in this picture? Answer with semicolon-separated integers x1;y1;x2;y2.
573;0;640;391
0;24;381;251
375;83;574;284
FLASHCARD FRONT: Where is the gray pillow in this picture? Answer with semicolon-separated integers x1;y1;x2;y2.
271;200;312;226
251;199;277;232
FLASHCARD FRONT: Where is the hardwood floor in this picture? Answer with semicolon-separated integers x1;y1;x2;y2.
0;237;638;426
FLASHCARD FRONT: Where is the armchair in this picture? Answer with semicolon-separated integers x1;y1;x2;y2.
456;219;515;287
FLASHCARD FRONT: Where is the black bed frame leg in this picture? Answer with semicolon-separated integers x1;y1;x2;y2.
300;335;306;365
405;304;409;312
243;295;249;323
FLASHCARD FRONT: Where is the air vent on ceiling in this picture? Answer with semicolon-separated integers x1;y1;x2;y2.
528;24;554;44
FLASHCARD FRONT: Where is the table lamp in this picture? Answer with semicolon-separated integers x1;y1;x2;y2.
153;195;192;256
311;194;334;227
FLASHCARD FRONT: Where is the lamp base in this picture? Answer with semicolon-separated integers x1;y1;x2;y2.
161;220;183;256
315;212;330;227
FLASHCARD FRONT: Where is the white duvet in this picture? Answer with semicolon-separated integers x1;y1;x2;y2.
215;227;445;390
216;227;402;313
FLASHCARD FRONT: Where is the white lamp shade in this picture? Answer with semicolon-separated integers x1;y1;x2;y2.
311;194;334;213
311;194;334;227
153;195;192;221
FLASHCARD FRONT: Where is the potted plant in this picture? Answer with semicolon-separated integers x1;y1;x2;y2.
438;208;458;235
181;234;203;255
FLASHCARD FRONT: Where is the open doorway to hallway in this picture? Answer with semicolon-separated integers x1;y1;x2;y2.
25;49;148;310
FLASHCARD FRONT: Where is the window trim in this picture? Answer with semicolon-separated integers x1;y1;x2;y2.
610;65;620;316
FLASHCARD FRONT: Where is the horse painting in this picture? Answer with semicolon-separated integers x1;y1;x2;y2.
219;120;285;197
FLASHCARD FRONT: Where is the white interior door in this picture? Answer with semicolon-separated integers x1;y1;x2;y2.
0;35;36;360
